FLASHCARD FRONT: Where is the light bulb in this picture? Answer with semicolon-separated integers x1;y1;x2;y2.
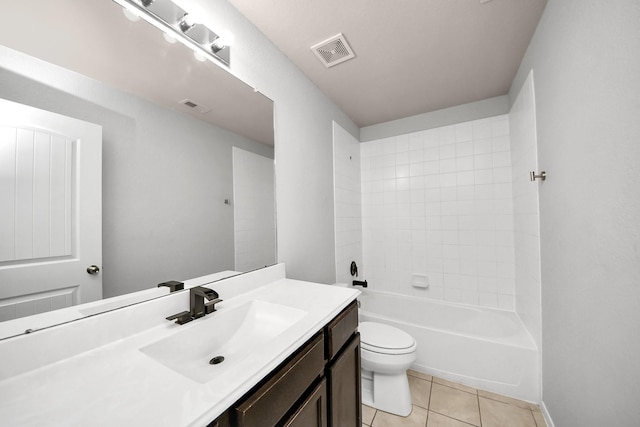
122;7;141;22
193;51;207;62
179;13;198;32
163;32;177;44
211;29;235;52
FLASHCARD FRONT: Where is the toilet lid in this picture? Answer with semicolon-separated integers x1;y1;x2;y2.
359;322;416;353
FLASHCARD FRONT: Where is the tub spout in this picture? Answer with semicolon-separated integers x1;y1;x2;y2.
353;280;368;288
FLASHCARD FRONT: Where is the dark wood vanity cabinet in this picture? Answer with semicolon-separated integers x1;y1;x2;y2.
209;301;360;427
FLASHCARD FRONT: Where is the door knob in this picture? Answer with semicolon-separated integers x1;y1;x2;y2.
87;265;100;275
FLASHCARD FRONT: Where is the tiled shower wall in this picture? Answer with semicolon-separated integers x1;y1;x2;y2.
361;116;516;309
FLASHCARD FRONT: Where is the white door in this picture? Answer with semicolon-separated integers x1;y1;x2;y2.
232;147;276;271
0;98;102;321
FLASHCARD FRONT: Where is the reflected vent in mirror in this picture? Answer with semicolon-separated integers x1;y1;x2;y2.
179;98;210;113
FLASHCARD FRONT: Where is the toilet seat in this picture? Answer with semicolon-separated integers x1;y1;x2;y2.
359;322;417;355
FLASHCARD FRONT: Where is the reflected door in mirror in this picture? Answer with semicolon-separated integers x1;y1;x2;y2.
0;99;102;321
232;148;276;271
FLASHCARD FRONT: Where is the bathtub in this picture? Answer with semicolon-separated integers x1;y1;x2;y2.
358;289;539;402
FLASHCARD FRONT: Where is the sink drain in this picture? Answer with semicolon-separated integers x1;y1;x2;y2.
209;355;225;365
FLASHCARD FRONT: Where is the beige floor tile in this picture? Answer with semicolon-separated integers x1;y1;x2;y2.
408;369;433;382
372;405;428;427
409;375;432;409
362;404;376;426
478;389;537;410
479;397;537;427
532;409;547;427
427;410;476;427
432;377;477;395
429;383;480;426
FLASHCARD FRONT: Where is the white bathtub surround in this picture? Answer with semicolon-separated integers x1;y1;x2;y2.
361;115;515;310
509;71;542;352
359;289;539;402
0;264;360;426
333;121;363;284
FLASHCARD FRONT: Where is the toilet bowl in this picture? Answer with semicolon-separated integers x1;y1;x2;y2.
359;321;417;417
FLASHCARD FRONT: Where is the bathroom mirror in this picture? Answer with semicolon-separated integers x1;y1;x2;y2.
0;0;276;337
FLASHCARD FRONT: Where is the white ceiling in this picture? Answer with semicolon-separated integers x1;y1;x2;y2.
228;0;547;127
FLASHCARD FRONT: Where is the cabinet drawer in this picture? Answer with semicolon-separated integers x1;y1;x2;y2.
325;300;358;360
234;333;325;427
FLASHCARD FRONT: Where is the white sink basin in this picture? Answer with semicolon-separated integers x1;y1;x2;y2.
140;300;306;383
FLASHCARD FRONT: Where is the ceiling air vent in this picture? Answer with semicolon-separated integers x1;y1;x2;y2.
179;99;210;114
311;33;356;68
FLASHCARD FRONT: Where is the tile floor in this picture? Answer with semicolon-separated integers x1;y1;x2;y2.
362;370;546;427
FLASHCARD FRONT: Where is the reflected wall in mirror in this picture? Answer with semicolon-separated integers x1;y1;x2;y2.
0;0;276;334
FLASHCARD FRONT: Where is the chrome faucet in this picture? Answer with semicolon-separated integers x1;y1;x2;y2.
166;286;223;325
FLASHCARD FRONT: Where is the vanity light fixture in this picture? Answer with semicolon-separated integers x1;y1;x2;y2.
178;13;197;33
112;0;232;67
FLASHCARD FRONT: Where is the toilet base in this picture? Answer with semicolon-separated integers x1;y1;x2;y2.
361;368;412;417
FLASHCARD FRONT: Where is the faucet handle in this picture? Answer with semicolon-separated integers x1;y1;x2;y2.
166;311;192;325
157;281;184;292
205;298;223;314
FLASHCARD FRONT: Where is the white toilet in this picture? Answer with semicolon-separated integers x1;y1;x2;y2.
359;321;417;416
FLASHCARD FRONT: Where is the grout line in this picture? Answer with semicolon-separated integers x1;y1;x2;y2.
478;392;538;413
428;376;433;410
432;379;478;397
425;380;433;427
531;408;546;427
478;392;531;408
429;410;479;427
478;393;483;427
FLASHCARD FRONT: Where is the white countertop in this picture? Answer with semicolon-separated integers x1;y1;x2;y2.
0;265;359;426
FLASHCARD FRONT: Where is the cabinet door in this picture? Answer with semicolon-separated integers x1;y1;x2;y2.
327;333;361;427
283;378;327;427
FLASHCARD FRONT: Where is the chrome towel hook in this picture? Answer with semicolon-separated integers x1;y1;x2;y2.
530;171;546;181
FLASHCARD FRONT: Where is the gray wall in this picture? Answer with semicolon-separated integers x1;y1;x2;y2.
509;1;640;425
0;47;273;298
201;0;360;284
360;95;509;142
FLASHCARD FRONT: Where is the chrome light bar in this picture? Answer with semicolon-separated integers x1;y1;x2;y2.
112;0;231;67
